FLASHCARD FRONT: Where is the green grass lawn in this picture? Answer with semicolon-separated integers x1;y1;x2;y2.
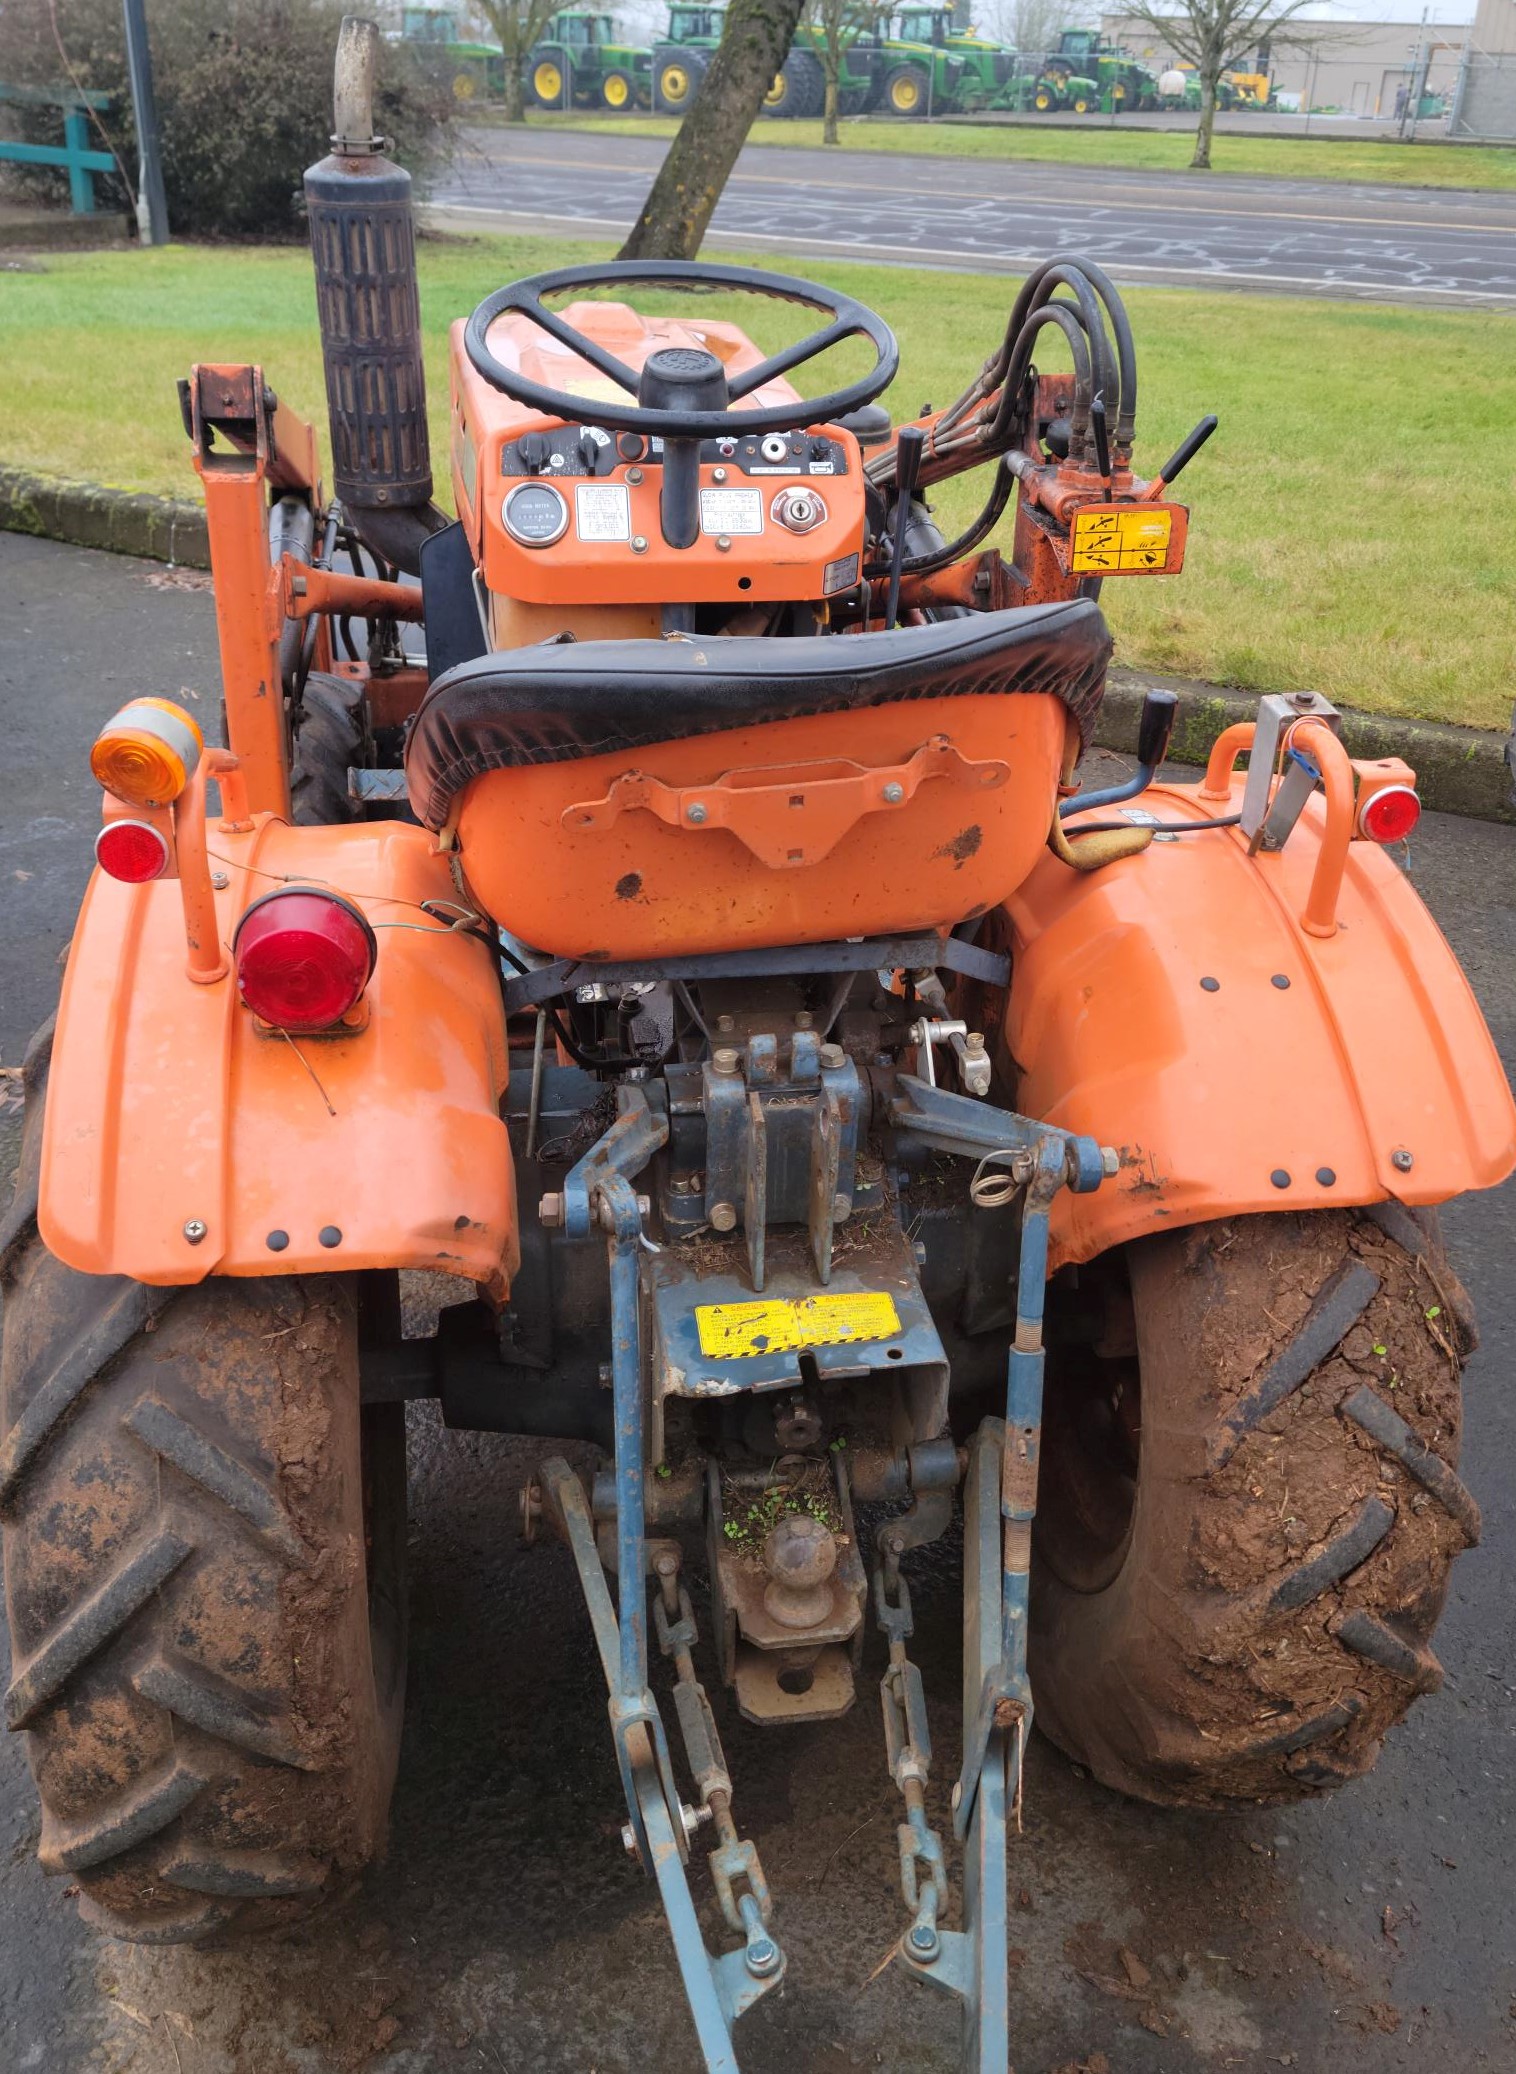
2;236;1511;730
520;110;1516;193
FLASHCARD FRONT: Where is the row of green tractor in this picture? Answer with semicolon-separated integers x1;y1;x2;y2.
403;8;1273;121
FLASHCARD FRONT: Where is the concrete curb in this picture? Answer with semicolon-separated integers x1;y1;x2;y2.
1101;667;1514;827
0;466;209;571
2;469;1509;824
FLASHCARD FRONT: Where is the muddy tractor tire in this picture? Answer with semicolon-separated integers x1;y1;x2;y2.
1031;1207;1477;1807
0;1028;407;1941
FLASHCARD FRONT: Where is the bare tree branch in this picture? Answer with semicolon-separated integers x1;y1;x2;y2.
1121;0;1319;165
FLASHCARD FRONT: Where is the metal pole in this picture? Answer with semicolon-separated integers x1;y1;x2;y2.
120;0;169;245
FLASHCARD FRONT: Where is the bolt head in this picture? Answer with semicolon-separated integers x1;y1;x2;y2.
1391;1148;1414;1172
686;802;708;824
819;1041;845;1069
712;466;727;483
716;1014;735;1033
210;870;230;891
631;534;648;553
715;533;732;551
538;1192;564;1228
621;1821;639;1859
882;781;905;804
908;1923;939;1958
744;1935;780;1978
182;1218;208;1244
711;1046;740;1075
709;1201;738;1233
1101;1146;1120;1177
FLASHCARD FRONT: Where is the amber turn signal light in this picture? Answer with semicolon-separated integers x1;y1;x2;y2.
90;696;204;809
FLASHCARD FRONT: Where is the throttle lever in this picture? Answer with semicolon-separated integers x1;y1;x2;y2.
884;425;926;632
1146;414;1218;499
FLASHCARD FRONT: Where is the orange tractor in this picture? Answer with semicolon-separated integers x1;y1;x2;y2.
3;18;1513;2070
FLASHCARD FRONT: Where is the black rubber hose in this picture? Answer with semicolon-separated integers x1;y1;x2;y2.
862;454;1019;581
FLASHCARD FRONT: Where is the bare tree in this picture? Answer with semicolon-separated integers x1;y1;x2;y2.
618;0;807;258
807;0;871;145
475;0;563;123
1122;0;1316;167
984;0;1082;62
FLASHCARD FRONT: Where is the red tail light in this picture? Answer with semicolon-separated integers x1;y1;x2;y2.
95;820;170;883
233;888;376;1031
1357;784;1421;845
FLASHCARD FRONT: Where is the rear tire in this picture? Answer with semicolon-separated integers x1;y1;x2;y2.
1031;1208;1477;1807
884;63;929;116
764;50;825;118
0;1028;407;1941
654;49;707;113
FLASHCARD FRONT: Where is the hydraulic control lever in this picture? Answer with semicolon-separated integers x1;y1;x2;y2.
884;424;926;631
1145;413;1218;500
1058;686;1178;820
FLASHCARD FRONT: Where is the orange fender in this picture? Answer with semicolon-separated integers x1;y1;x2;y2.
40;819;518;1295
1004;776;1516;1270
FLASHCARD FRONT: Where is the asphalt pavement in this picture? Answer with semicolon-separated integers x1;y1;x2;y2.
427;126;1516;307
2;530;1515;2073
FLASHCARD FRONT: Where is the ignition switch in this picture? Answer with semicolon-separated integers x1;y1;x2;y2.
771;487;828;535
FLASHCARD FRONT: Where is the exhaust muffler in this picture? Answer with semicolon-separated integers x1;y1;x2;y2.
304;15;446;575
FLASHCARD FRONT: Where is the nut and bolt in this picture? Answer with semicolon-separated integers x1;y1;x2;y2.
712;466;727;483
210;871;230;891
709;1201;738;1232
882;782;904;804
1101;1146;1121;1177
907;1922;940;1960
182;1218;208;1244
712;1046;740;1075
965;1031;987;1056
744;1935;781;1979
538;1192;565;1228
715;1012;735;1033
621;1821;640;1861
654;1551;679;1578
631;534;648;553
794;1010;813;1030
1391;1148;1415;1172
686;802;708;824
715;534;732;552
626;467;644;485
819;1041;845;1070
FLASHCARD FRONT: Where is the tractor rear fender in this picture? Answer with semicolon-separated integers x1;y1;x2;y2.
39;816;518;1294
1003;777;1516;1270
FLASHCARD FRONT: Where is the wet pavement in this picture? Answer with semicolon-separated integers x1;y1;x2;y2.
1;529;1514;2072
429;126;1516;308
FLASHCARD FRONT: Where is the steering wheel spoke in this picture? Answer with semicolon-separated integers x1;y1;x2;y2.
464;259;898;440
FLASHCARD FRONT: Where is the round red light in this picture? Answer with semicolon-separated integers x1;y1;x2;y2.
1358;783;1421;845
95;819;170;883
233;888;376;1031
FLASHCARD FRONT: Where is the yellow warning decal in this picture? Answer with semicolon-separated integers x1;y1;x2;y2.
1070;505;1173;573
696;1291;903;1360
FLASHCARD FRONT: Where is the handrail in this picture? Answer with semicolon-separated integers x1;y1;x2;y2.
1196;715;1354;938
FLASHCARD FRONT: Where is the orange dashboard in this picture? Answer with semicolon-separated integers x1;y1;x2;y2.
447;308;869;609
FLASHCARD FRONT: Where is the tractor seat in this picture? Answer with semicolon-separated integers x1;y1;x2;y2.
404;599;1111;833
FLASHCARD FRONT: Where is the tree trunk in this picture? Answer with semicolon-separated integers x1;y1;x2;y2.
1191;74;1216;168
503;60;526;124
823;72;839;146
618;0;807;258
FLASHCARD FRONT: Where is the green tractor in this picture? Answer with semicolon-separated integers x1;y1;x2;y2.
401;6;507;104
892;7;1017;110
653;6;882;122
867;4;967;116
526;9;653;111
1045;28;1159;111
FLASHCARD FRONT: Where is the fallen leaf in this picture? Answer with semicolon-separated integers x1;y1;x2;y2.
1118;1946;1152;1990
1139;2006;1169;2036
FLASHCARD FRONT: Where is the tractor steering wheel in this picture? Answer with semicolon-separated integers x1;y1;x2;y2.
463;259;899;439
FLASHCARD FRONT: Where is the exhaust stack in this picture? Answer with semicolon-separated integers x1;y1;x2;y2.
304;16;445;574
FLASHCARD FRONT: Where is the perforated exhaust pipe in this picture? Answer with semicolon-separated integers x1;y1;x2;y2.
303;15;446;575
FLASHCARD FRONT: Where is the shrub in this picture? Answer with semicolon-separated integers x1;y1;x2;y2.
0;0;455;238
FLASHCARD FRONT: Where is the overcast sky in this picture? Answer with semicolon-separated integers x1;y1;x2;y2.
1287;1;1469;20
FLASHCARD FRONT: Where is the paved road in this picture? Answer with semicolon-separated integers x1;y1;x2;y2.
430;127;1516;307
3;530;1515;2072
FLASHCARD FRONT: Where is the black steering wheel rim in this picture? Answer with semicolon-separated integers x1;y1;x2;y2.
463;258;899;439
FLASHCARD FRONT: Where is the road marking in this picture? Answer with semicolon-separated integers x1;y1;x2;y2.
471;145;1516;239
427;203;1516;302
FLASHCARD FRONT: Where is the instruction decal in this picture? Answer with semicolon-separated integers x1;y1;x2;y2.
1070;505;1174;573
695;1290;902;1358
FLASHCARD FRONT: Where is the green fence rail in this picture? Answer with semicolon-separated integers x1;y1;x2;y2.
0;84;115;213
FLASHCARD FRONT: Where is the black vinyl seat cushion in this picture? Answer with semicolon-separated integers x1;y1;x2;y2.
405;598;1112;833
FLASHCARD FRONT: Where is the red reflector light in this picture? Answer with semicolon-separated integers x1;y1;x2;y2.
1358;783;1421;845
95;819;170;883
233;888;376;1032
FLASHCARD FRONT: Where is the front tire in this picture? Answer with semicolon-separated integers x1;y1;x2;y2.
0;1029;407;1940
884;63;929;116
1031;1208;1477;1807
